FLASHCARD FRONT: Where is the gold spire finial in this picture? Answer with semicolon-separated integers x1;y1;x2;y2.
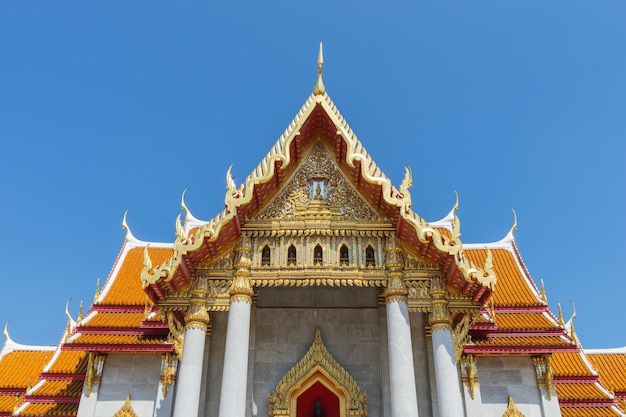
540;279;547;304
313;42;325;95
93;278;100;304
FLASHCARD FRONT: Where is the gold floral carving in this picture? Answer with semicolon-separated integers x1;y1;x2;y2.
86;352;105;397
167;312;185;360
532;355;554;400
452;314;471;363
268;330;367;417
502;396;526;417
230;237;254;303
112;395;139;417
383;237;407;303
160;353;178;398
255;143;382;222
460;354;479;399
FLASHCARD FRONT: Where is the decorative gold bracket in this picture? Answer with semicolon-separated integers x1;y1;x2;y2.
460;354;479;399
86;352;106;396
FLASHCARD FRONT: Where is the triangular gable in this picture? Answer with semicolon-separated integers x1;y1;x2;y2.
140;65;495;307
253;142;385;223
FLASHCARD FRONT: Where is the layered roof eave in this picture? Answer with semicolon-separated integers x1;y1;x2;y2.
139;91;496;301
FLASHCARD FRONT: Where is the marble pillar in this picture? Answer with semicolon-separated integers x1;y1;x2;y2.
384;237;420;417
172;280;210;417
218;237;254;417
429;277;464;417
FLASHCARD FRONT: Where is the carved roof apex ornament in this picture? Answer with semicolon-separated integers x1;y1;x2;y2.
122;209;138;244
507;208;518;241
181;188;206;229
313;42;326;95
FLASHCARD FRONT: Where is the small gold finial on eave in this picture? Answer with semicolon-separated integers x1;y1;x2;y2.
557;302;564;327
313;42;326;95
540;279;547;304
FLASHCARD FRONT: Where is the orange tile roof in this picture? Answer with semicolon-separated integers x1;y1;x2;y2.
465;248;541;307
44;351;87;375
69;334;167;345
0;395;20;413
18;402;79;416
493;313;558;330
100;246;173;306
471;335;571;347
587;353;626;394
30;380;83;397
553;352;596;377
81;312;146;328
0;350;54;389
435;227;451;239
556;383;611;400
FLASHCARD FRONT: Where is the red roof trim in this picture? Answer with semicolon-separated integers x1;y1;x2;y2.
0;388;23;395
24;395;80;404
91;305;145;313
38;373;85;381
75;327;168;336
493;306;549;313
62;343;174;353
553;376;600;383
558;399;619;407
471;329;567;338
464;345;579;355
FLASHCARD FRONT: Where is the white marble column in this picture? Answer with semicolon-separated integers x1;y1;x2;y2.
384;237;420;417
218;237;254;417
429;277;464;417
172;279;210;417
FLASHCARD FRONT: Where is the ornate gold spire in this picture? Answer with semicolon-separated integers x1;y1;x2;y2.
313;42;325;95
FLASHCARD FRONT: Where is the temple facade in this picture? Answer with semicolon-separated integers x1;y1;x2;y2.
1;46;625;417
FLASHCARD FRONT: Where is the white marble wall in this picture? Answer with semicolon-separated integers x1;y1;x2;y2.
251;287;384;417
87;354;165;417
477;356;544;417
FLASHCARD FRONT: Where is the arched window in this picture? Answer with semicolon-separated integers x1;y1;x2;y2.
340;245;349;266
314;244;323;265
261;245;271;267
365;245;376;267
288;245;297;266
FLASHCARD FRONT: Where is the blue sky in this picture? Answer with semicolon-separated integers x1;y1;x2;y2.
0;2;624;348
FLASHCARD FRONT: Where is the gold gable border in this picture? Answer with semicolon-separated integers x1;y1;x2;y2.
268;329;367;417
141;91;496;292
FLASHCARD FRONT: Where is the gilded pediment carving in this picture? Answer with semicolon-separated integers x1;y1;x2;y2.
268;329;367;417
255;143;383;222
112;395;138;417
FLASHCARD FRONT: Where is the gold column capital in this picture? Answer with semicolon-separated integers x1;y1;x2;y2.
230;237;254;304
384;236;408;303
429;276;451;331
185;277;211;330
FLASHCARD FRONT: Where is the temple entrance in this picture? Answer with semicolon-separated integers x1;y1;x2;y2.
294;376;341;417
268;330;367;417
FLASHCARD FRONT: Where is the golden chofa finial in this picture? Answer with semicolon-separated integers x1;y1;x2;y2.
313;42;325;95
